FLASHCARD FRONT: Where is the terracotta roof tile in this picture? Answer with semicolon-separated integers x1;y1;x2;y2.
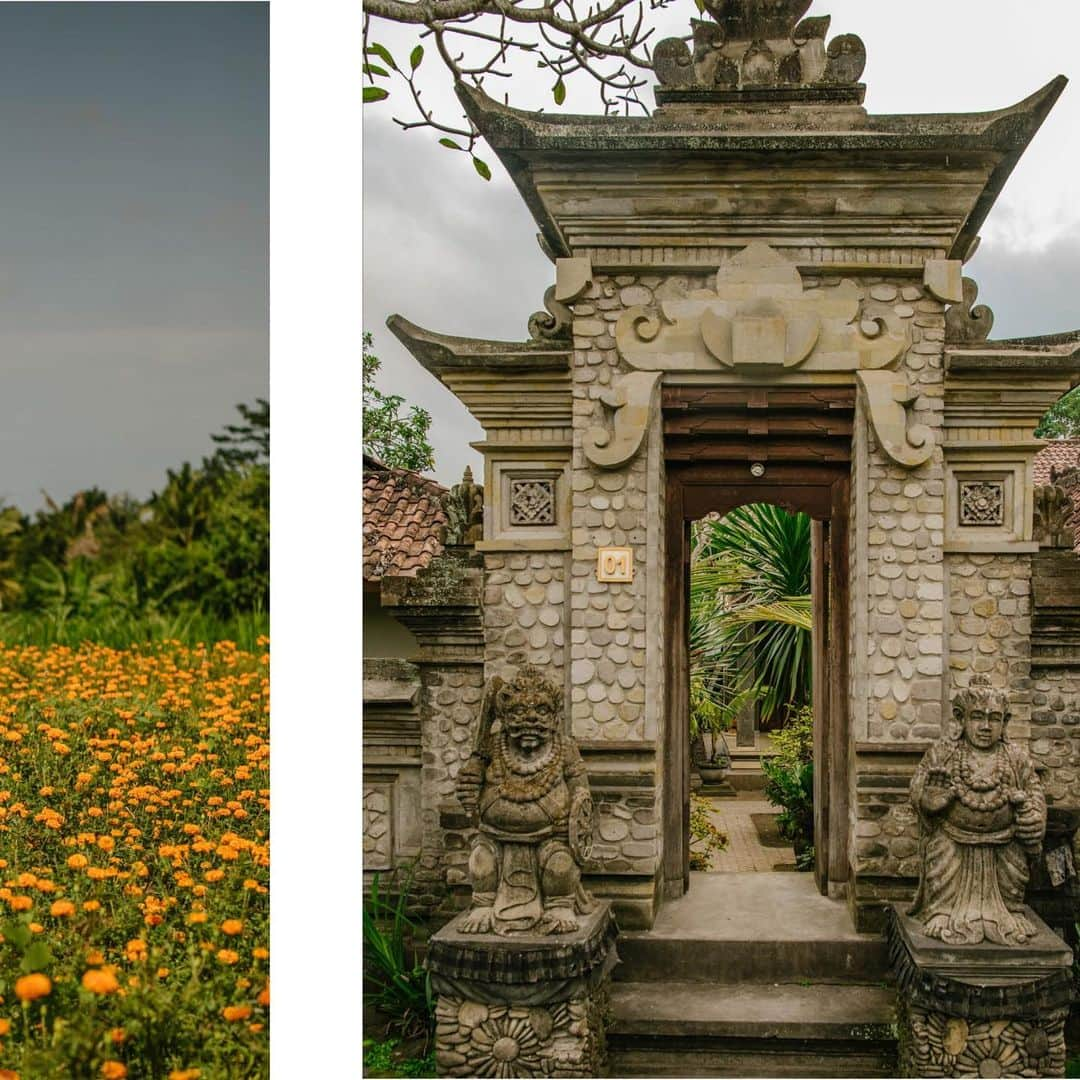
363;455;447;582
1034;440;1080;485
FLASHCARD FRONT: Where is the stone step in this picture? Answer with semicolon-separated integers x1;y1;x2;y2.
616;873;890;984
608;980;898;1078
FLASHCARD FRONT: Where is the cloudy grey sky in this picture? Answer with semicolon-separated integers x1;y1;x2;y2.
0;3;267;513
363;0;1080;489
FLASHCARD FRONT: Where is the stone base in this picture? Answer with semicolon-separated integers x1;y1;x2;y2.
428;903;618;1078
888;906;1073;1078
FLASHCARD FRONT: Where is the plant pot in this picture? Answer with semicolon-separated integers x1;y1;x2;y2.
698;766;729;785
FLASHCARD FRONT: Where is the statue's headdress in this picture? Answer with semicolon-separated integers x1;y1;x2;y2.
494;664;563;729
950;673;1010;737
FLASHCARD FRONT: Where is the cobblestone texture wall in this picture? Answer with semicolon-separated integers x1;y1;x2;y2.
1030;669;1080;805
947;554;1033;739
484;553;567;682
861;286;946;745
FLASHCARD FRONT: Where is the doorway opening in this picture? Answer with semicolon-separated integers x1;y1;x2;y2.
660;385;853;906
687;501;813;876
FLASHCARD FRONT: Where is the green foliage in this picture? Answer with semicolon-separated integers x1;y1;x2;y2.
0;401;269;645
364;871;434;1046
688;794;728;871
1035;386;1080;439
762;705;815;870
363;332;436;472
364;1037;437;1078
689;504;812;729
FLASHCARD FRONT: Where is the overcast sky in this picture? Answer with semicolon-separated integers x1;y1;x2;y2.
363;0;1080;489
0;3;267;513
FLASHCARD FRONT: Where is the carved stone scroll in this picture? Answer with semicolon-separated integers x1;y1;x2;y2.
945;277;994;344
582;371;662;470
855;370;935;469
614;241;907;375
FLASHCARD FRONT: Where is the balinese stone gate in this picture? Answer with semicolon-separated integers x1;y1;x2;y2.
391;0;1080;952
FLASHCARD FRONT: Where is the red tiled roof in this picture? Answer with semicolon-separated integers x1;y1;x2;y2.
363;455;447;582
1034;440;1080;485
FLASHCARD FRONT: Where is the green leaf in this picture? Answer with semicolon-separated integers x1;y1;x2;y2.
366;42;398;70
1;922;31;950
410;45;424;70
364;87;390;104
553;77;566;106
472;157;492;181
438;138;463;150
363;63;389;78
21;941;53;973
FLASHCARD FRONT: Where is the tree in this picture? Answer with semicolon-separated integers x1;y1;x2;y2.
208;398;269;471
362;0;675;173
690;503;812;730
363;332;436;472
1035;386;1080;440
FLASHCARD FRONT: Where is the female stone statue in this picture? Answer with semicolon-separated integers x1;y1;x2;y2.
909;675;1046;946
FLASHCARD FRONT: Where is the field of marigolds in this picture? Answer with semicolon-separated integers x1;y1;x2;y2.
0;638;269;1079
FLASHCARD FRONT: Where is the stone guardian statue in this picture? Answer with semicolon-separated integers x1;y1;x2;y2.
909;675;1046;945
455;664;596;935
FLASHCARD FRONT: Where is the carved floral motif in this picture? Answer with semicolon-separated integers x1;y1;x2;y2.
958;481;1004;527
509;479;556;526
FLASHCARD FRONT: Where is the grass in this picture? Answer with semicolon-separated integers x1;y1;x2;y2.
363;1038;435;1078
0;638;269;1078
0;610;269;652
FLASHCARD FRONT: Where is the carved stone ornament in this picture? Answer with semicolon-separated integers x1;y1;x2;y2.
582;370;662;470
528;256;594;341
600;241;933;469
652;0;866;94
1033;483;1076;548
958;480;1004;527
455;665;597;935
945;277;994;344
509;478;556;526
439;466;484;546
908;675;1047;946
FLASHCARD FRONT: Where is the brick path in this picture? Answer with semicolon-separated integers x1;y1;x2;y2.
699;791;796;873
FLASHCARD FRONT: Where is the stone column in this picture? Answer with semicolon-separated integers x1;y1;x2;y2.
428;905;617;1078
889;908;1072;1078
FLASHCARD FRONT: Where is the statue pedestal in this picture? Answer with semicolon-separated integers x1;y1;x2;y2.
427;902;618;1078
888;906;1074;1077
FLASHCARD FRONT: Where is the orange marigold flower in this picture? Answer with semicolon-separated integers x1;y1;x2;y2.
0;1019;10;1035
222;1004;252;1022
86;949;105;965
248;1022;264;1033
220;919;243;936
252;947;269;960
124;939;147;963
101;1063;126;1079
109;1027;127;1044
67;854;89;870
28;923;42;934
216;949;239;966
83;900;101;913
0;1069;18;1080
204;869;224;883
258;983;269;1007
8;896;31;912
50;900;75;917
168;1070;200;1080
82;969;120;995
156;967;170;979
97;836;115;853
187;912;208;925
14;973;51;1001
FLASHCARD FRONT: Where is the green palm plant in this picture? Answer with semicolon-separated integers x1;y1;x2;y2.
690;503;812;729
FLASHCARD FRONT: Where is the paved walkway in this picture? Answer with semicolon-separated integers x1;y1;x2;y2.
700;791;796;873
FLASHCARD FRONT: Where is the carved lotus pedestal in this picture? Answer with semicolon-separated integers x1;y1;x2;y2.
888;906;1073;1078
427;902;618;1078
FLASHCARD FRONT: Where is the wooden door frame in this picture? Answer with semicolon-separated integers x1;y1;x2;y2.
662;462;850;900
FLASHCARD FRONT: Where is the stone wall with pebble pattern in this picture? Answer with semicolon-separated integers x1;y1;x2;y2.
484;552;567;683
860;283;946;746
946;553;1033;740
1030;670;1080;805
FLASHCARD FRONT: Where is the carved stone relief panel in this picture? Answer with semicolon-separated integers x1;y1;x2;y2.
482;456;571;550
944;455;1032;551
958;480;1004;527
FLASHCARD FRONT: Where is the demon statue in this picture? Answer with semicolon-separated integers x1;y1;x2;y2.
455;665;596;935
909;675;1047;945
